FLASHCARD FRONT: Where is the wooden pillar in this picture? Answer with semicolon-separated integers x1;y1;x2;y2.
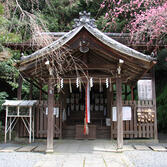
152;69;158;140
16;76;23;138
46;78;55;153
116;75;123;150
17;76;23;100
110;84;114;139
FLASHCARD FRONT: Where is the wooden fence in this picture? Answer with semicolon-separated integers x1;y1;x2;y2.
111;100;156;139
18;100;63;139
18;100;156;139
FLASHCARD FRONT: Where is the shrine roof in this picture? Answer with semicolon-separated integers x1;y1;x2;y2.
20;24;154;65
2;100;37;107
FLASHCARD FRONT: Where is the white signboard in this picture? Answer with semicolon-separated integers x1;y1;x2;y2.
137;80;152;100
112;106;132;121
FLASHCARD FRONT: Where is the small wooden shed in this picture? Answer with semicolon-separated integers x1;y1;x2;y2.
14;12;157;152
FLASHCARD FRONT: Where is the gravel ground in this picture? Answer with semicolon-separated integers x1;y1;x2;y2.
0;152;44;167
1;151;167;167
124;150;167;167
1;141;167;167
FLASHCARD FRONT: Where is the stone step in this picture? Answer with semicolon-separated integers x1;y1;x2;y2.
33;145;46;152
123;145;135;151
133;145;151;151
0;146;21;152
17;146;37;152
149;145;167;152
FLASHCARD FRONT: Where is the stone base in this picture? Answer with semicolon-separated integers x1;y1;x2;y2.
46;148;54;153
116;148;123;153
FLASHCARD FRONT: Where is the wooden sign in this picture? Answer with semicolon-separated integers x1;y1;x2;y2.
137;80;152;100
112;106;132;121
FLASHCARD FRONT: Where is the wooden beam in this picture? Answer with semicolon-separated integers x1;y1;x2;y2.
17;76;23;100
46;78;55;153
116;75;123;150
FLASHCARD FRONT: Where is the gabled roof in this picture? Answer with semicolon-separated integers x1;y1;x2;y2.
16;12;156;86
20;23;153;65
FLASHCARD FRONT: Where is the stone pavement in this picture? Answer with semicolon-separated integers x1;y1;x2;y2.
1;140;167;167
1;139;166;153
34;153;134;167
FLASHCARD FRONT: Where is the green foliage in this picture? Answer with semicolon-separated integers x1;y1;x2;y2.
0;5;22;43
40;0;106;32
155;49;167;131
156;49;167;71
0;32;21;43
96;16;108;31
0;3;4;15
0;58;19;89
0;91;8;111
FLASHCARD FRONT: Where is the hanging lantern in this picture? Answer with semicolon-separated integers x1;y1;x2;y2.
60;79;63;89
106;78;109;88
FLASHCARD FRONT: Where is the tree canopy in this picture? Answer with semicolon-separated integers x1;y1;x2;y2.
101;0;167;50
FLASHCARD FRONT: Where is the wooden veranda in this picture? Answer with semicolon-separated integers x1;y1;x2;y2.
14;12;157;152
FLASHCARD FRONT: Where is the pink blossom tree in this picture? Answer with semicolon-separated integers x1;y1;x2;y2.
101;0;167;50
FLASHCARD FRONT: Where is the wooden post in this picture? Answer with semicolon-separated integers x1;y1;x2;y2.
116;75;123;150
9;117;11;141
152;69;158;140
110;84;114;139
29;107;32;143
4;106;8;143
16;76;23;138
17;76;23;100
46;78;55;153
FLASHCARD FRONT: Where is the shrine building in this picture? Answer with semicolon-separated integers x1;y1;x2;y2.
3;12;157;152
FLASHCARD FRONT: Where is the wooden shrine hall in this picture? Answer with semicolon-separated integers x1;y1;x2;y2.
13;11;157;152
